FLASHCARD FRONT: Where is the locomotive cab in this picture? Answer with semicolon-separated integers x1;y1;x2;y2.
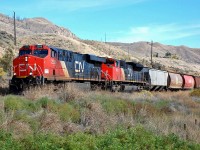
13;45;49;77
10;45;51;92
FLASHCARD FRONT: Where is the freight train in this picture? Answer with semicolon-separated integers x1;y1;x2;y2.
9;44;200;93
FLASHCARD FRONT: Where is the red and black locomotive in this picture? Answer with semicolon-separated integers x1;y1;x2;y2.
9;44;200;93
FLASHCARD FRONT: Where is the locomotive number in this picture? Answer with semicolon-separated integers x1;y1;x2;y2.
75;61;84;73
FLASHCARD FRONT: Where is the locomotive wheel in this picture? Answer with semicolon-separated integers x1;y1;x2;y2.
111;84;120;92
90;83;98;90
119;85;125;92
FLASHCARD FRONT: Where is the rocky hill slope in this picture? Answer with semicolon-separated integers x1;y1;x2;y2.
0;31;14;57
0;13;77;39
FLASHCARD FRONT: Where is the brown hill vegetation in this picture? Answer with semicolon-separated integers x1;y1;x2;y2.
110;41;200;64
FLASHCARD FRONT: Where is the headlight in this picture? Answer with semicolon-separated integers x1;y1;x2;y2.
29;69;32;75
25;56;28;62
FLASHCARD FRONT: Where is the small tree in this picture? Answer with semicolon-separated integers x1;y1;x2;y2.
165;52;171;58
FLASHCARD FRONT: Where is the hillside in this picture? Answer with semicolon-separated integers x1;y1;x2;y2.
1;13;200;75
16;34;130;60
0;13;77;39
0;31;14;57
109;42;200;64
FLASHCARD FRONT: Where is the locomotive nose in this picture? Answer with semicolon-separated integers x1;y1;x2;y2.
14;55;36;77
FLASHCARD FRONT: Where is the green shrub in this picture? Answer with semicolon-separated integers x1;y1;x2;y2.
4;95;41;113
4;95;26;112
0;126;199;149
26;101;40;112
96;126;200;150
57;103;80;122
101;98;126;114
0;130;22;149
154;100;169;110
36;97;59;111
37;97;80;122
20;133;67;150
97;126;156;149
66;132;96;150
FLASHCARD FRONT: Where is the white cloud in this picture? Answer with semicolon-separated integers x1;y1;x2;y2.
131;27;150;34
112;23;200;43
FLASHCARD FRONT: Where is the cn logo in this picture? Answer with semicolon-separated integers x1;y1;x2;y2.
19;64;36;72
75;61;84;73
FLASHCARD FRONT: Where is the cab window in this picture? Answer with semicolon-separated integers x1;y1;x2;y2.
19;50;32;56
33;49;48;58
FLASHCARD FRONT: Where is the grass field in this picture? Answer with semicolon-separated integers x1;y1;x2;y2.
0;83;200;149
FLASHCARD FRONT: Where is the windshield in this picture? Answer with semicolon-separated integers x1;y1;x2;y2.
19;50;32;56
33;49;48;58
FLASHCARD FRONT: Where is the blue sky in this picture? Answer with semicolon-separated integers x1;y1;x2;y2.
1;0;200;48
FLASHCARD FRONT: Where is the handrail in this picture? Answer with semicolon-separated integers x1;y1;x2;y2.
101;70;111;81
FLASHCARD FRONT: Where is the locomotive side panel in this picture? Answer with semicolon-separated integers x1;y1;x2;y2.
122;62;145;82
101;58;125;81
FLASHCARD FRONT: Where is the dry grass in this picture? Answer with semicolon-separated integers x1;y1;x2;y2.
145;114;200;142
10;121;32;139
22;85;57;101
23;83;85;101
39;112;63;134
